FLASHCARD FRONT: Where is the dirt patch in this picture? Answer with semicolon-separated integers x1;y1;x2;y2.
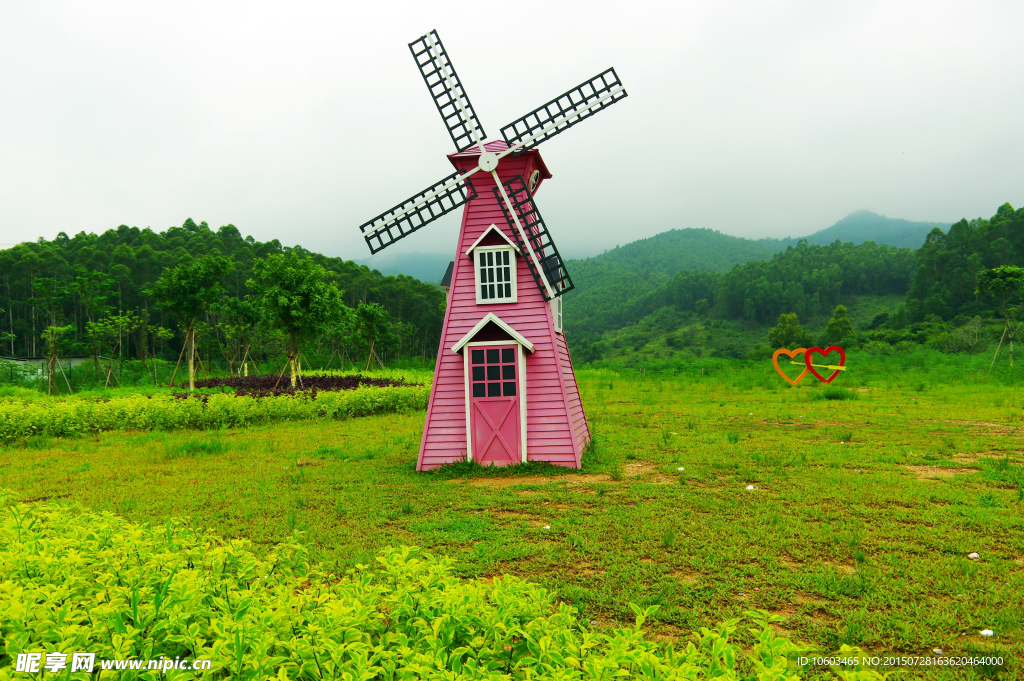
489;510;539;520
567;562;606;578
295;459;322;467
779;554;802;568
669;569;700;584
792;593;827;607
623;463;649;478
938;419;1006;428
936;420;1021;436
463;473;611;489
906;465;980;480
825;562;856;575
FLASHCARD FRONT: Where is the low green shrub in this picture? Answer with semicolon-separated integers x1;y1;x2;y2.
811;387;858;401
0;384;429;443
0;494;886;679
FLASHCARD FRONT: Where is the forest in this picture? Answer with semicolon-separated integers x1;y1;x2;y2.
1;202;1021;375
0;219;446;372
565;202;1024;363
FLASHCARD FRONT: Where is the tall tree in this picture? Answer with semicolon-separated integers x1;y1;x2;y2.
823;305;856;345
767;312;813;348
976;265;1024;368
146;253;232;391
354;302;396;371
247;253;345;388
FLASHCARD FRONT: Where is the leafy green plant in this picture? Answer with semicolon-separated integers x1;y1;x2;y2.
0;383;430;443
812;387;858;401
0;496;830;679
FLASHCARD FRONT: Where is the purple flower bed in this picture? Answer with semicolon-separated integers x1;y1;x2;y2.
181;374;414;398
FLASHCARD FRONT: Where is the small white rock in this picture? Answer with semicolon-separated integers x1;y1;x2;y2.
840;442;845;444
543;525;550;530
933;648;943;655
980;629;994;637
968;552;980;560
671;432;678;435
677;467;685;471
746;485;755;491
748;413;753;416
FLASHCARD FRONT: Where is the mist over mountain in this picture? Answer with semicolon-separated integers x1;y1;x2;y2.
360;211;951;283
783;210;951;249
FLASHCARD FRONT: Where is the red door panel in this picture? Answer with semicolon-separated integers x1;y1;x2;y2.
469;345;520;466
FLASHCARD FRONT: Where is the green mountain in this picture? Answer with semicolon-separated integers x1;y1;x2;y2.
561;228;780;337
573;227;783;279
567;202;1024;366
790;210;950;249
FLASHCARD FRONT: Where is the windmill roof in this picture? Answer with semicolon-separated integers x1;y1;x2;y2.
447;140;552;180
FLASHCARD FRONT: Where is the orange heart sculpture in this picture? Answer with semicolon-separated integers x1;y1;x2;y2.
772;348;809;385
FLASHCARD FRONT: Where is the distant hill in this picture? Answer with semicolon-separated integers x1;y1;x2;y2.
355;251;453;284
570;227;783;279
357;213;949;282
788;211;950;249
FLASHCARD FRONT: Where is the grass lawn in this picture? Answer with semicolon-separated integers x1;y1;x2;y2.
1;363;1021;678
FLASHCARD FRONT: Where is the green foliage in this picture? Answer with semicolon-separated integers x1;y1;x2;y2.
767;312;813;348
0;497;822;679
567;240;915;341
716;241;914;323
907;202;1024;321
824;305;856;345
146;253;233;326
0;219;445;366
812;387;858;401
248;253;345;386
976;265;1024;322
248;254;344;343
0;382;429;443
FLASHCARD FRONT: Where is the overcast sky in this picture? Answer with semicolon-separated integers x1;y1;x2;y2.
2;0;1022;263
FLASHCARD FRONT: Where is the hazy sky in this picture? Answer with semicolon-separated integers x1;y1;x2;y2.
2;0;1022;263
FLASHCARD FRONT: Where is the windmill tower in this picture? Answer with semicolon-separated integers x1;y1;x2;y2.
357;31;628;469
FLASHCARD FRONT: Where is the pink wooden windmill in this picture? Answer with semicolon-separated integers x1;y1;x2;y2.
357;30;628;470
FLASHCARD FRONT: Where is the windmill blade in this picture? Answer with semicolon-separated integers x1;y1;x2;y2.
500;68;627;153
493;175;574;300
409;30;487;152
360;171;477;254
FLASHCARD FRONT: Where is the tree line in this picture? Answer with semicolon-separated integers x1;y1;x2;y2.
566;239;917;337
0;219;446;384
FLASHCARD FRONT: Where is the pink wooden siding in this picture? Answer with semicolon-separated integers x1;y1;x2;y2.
417;142;590;470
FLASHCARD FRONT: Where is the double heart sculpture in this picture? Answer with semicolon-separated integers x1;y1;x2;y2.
772;346;846;385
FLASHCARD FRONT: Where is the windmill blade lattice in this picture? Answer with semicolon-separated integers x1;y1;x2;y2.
409;31;487;152
360;171;477;254
494;175;574;300
500;69;627;153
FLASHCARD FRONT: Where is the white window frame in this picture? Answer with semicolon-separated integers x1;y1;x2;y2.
550;296;563;333
474;246;517;304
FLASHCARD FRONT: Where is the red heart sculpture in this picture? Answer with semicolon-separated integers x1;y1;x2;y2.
804;346;846;383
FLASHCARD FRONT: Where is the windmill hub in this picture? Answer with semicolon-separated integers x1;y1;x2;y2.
477;150;499;172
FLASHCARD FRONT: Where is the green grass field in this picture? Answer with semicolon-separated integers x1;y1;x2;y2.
1;357;1021;678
